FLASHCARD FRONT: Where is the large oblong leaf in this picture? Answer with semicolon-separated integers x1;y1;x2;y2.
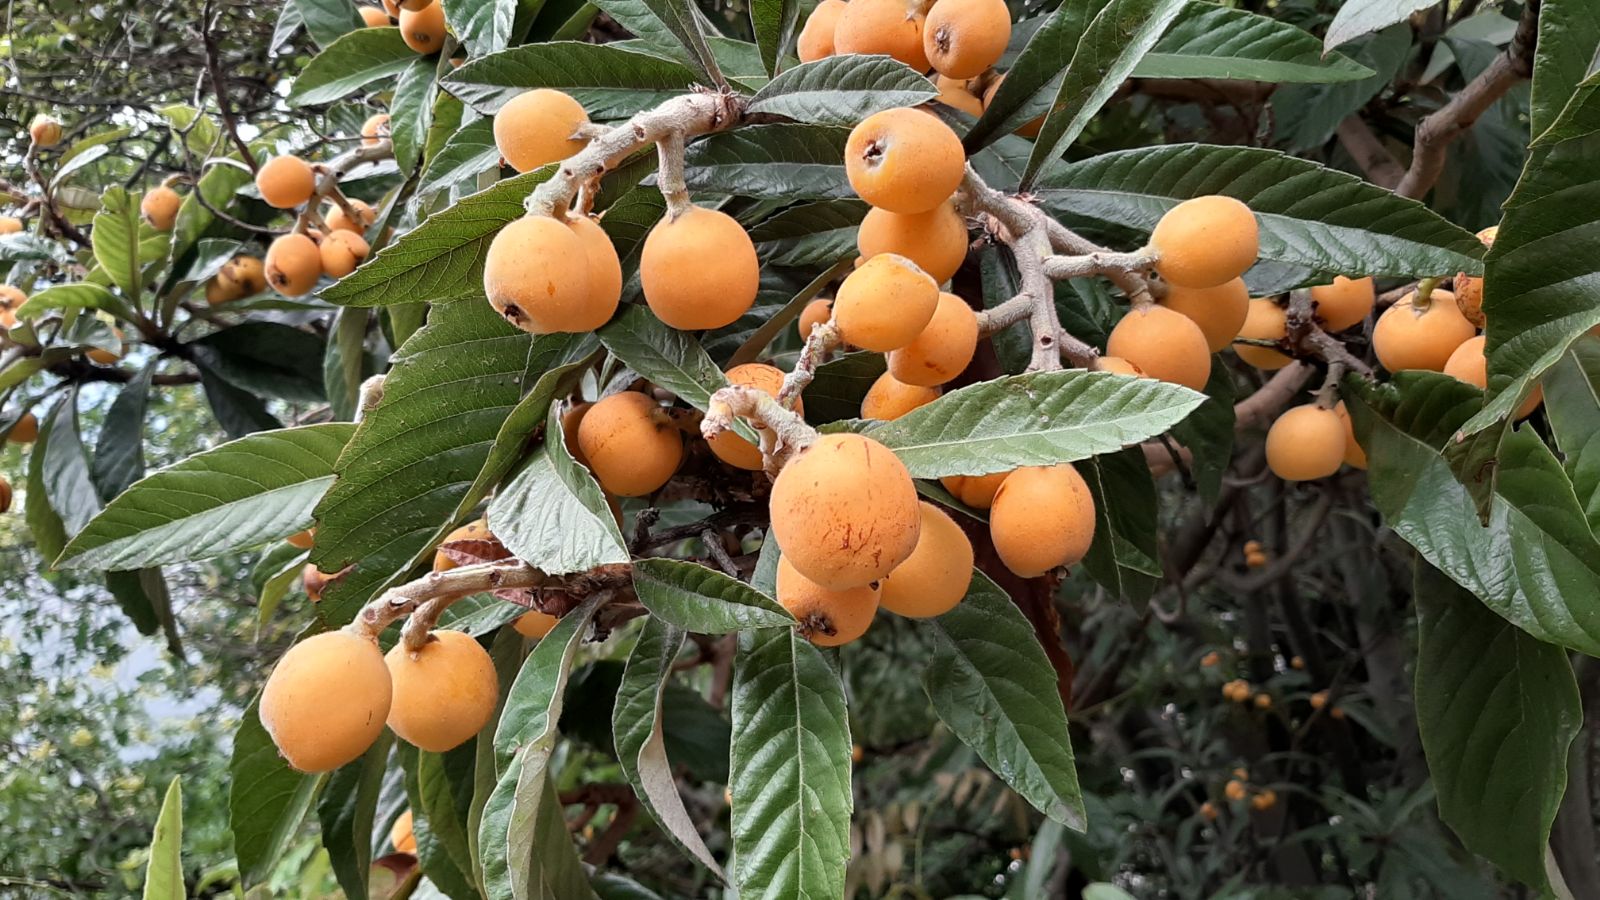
230;701;323;887
1531;0;1600;139
632;558;794;633
1542;337;1600;534
1414;562;1580;892
681;124;852;200
56;423;354;571
443;0;516;55
868;370;1204;478
918;571;1085;828
597;305;733;414
747;55;936;126
729;624;852;899
1034;143;1487;280
1324;0;1433;52
1134;4;1375;83
417;118;502;202
288;27;417;106
141;778;184;900
442;41;699;116
965;0;1108;152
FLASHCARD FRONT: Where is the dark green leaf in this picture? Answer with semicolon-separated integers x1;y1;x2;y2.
919;571;1085;827
802;351;885;424
1165;357;1236;502
749;0;796;77
23;405;70;566
230;701;323;887
748;55;937;125
418;118;503;202
190;322;327;403
749;199;865;267
13;282;121;317
1080;449;1160;604
632;558;794;632
391;56;441;176
1531;0;1600;138
289;27;417;106
443;41;698;116
1324;0;1433;51
1414;561;1579;891
199;362;284;438
965;0;1110;153
40;392;102;537
444;0;517;54
105;568;162;636
1273;25;1411;152
324;307;371;422
407;746;480;900
681;124;851;200
1542;336;1600;534
294;0;364;47
317;732;392;900
1135;4;1374;83
597;304;732;412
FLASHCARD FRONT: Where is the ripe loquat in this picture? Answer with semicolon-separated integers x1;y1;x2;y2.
255;155;316;209
493;89;589;174
576;391;684;497
888;291;978;386
798;298;833;341
776;556;881;646
710;363;800;470
1333;401;1366;470
833;0;930;71
386;630;499;752
1160;277;1249;353
390;810;417;855
140;186;181;232
923;0;1011;79
86;325;124;364
845;108;965;215
225;255;268;295
561;401;592;465
1200;650;1220;667
205;275;242;306
858;201;968;285
1233;298;1291;369
566;214;623;330
0;475;10;514
1308;275;1374;333
1454;226;1497;328
1251;789;1277;811
360;5;391;26
835;253;939;352
1;285;26;329
989;464;1096;577
483;215;592;334
1095;356;1145;377
640;206;760;330
861;370;941;420
769;432;922;590
326;199;376;234
1105;304;1212;391
1149;196;1258;289
29;115;62;147
1310;690;1329;710
0;216;21;234
1265;405;1345;482
260;630;392;773
265;233;323;296
1224;779;1248;802
513;609;560;638
286;528;315;550
1372;289;1475;373
1199;801;1219;821
398;0;434;9
3;411;32;443
935;75;986;117
940;469;1008;509
434;518;492;572
1444;335;1542;418
320;230;370;278
797;0;847;62
880;502;974;618
399;1;447;53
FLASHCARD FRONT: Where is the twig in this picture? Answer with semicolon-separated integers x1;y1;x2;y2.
777;319;841;409
201;0;258;174
702;384;819;476
1334;116;1405;190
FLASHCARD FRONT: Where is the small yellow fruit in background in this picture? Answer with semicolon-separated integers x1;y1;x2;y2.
1251;789;1277;811
989;464;1096;577
845;108;965;215
776;556;881;647
798;298;833;341
935;76;986;117
1150;196;1259;289
941;470;1008;509
493;89;589;174
390;809;417;854
385;630;499;752
256;155;316;209
1454;226;1497;328
361;6;391;26
513;609;560;638
260;630;392;773
141;186;181;231
576;392;684;498
0;216;22;234
1265;405;1345;482
1308;275;1374;333
225;255;268;295
1224;779;1248;801
29;115;62;147
1233;298;1292;370
86;325;124;365
1096;356;1145;377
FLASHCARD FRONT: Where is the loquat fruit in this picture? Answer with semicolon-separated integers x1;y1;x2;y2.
858;201;968;286
566;213;623;330
0;475;10;514
360;114;391;150
845;108;965;215
286;528;315;550
29;114;62;147
386;630;499;752
1310;690;1328;710
1;285;27;329
1095;356;1145;377
260;630;392;773
86;325;124;365
1200;650;1220;667
776;555;881;646
710;363;799;471
1372;289;1475;373
1290;655;1305;670
225;255;268;295
1265;405;1345;482
798;298;833;341
265;232;323;296
769;432;922;590
1224;779;1248;802
989;464;1096;577
835;253;939;352
390;809;417;855
923;0;1011;79
1105;304;1212;391
0;216;21;234
1308;276;1374;333
833;0;930;71
576;391;684;497
513;608;560;638
880;502;974;618
1160;277;1250;353
205;275;243;306
3;411;31;443
360;5;391;26
382;0;401;14
326;199;376;234
483;215;592;334
940;469;1008;509
140;186;181;232
1199;801;1219;821
861;370;941;420
434;518;492;572
320;230;370;278
1253;693;1272;709
1444;335;1542;418
981;75;1044;138
561;401;592;465
1454;226;1497;328
398;0;434;8
302;565;331;602
493;89;589;174
1149;196;1258;289
640;206;760;330
797;0;847;62
1251;789;1277;811
399;1;447;53
255;155;316;209
1333;401;1366;470
888;291;978;386
1233;298;1291;369
935;76;986;117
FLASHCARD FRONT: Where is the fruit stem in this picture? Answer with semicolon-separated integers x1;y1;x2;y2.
1314;362;1346;409
1285;289;1375;379
952;167;1064;372
1040;247;1159;281
702;384;819;476
525;89;746;219
296;139;393;236
777;318;841;410
656;131;693;220
1413;275;1441;310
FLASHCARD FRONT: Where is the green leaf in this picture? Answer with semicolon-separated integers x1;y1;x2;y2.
1166;357;1236;503
749;199;866;267
141;778;184;900
597;304;731;413
727;259;855;366
230;700;323;887
1023;0;1187;185
94;186;168;301
632;558;794;632
407;746;480;900
729;624;852;898
802;351;885;424
612;616;725;875
171;165;254;264
495;594;604;765
311;305;582;623
748;0;796;77
445;0;516;54
1461;75;1600;437
320;168;552;307
1414;561;1579;891
748;55;937;125
488;408;629;577
58;423;354;571
505;756;598;900
199;361;284;438
681;124;852;200
1273;25;1411;152
13;282;120;317
1324;0;1433;52
317;732;392;900
1134;4;1374;83
40;392;102;538
105;567;163;637
189;322;328;403
23;404;70;566
418;118;503;202
391;56;441;176
965;0;1109;151
1079;449;1160;604
1531;0;1600;138
1351;373;1600;657
294;0;364;47
1035;143;1486;279
324;308;370;422
619;0;722;86
289;27;418;106
1542;336;1600;534
918;571;1085;828
867;370;1203;478
443;41;698;116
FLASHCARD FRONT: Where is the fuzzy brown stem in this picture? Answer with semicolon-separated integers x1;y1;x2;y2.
351;558;548;641
777;319;841;409
703;385;819;476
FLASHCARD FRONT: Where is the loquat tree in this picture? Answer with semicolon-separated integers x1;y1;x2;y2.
3;0;1600;896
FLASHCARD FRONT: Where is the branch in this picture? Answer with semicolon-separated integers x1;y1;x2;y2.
1395;0;1539;199
201;0;257;175
1335;116;1405;190
702;384;819;476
